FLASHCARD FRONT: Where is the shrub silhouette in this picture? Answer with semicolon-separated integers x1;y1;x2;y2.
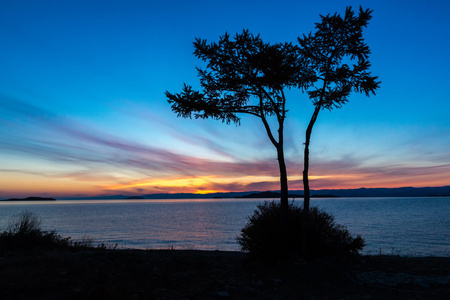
0;211;71;250
237;201;365;258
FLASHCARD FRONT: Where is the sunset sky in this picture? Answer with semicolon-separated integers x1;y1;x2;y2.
1;0;449;198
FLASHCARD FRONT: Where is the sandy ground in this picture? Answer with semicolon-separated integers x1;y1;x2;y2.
0;248;449;299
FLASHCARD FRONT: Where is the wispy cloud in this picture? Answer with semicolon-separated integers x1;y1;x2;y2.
0;97;284;189
1;96;449;197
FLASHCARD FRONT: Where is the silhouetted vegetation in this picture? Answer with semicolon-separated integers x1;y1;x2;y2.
0;211;116;251
237;201;365;259
299;6;380;255
167;6;379;256
0;211;71;250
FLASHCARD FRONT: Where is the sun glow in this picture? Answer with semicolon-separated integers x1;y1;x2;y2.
104;176;209;190
99;174;312;195
195;189;220;194
104;175;287;192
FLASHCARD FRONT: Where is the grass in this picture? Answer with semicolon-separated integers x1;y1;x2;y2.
0;210;117;251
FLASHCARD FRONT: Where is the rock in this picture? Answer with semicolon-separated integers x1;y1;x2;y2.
273;278;283;285
418;282;430;288
243;286;256;294
217;291;230;297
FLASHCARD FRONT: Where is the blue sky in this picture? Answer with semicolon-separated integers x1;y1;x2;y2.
1;0;449;198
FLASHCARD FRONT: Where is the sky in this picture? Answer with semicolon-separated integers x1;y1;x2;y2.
1;0;449;198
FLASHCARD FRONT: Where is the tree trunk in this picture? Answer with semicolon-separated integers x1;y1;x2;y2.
277;145;289;232
258;100;289;238
301;105;321;256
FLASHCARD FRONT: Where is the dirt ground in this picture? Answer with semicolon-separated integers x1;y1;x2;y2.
0;248;449;299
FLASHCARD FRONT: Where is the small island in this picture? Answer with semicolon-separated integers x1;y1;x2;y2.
2;197;56;201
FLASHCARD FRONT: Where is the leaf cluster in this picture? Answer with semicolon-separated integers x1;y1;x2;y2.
298;6;381;109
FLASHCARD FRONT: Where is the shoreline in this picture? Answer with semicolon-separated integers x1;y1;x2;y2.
1;248;449;299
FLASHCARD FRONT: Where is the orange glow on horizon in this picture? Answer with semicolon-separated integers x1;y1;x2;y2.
195;190;220;194
2;168;449;198
0;173;102;198
105;176;221;190
103;175;288;192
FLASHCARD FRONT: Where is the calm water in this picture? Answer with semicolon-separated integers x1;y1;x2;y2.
0;197;449;257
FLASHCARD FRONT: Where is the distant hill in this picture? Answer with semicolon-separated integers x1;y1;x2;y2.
57;185;450;200
296;186;450;198
60;191;254;200
126;196;145;199
237;191;304;198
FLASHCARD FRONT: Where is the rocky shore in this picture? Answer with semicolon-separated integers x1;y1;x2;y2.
0;249;449;299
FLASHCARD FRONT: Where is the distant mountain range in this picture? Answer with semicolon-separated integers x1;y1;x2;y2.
236;191;338;198
58;185;450;200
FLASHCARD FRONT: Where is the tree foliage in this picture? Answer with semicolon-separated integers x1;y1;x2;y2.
299;6;380;110
167;30;312;127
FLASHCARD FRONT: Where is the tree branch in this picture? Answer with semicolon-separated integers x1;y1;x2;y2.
257;92;278;147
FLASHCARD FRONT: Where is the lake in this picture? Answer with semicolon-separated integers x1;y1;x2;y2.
0;197;449;257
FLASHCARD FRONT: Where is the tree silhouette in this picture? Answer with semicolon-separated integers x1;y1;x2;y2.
298;6;380;255
166;30;312;230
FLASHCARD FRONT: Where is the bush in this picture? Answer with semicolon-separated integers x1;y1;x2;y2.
237;201;365;258
0;211;71;250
